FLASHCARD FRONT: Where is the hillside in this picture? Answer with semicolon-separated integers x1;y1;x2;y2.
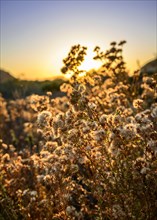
0;69;16;83
140;58;157;75
0;69;66;99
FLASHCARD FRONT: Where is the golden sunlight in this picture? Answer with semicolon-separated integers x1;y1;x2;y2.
79;47;102;71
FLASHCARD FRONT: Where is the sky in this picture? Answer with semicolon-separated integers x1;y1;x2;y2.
0;0;157;80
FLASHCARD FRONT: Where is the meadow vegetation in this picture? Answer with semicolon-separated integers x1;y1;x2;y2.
0;77;65;99
0;41;157;219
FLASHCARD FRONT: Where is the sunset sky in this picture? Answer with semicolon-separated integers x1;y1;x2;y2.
0;0;156;80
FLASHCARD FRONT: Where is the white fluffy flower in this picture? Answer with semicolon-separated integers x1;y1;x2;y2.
99;114;107;125
30;191;37;197
151;106;157;119
88;102;97;110
120;123;137;140
37;111;52;127
82;126;90;133
93;129;106;141
140;167;150;175
147;140;157;154
66;206;76;215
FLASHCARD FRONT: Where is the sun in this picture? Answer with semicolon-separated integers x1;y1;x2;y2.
79;47;102;72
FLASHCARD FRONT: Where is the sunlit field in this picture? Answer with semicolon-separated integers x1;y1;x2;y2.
0;41;157;220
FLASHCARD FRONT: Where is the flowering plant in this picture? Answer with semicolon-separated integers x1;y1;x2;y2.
0;41;157;219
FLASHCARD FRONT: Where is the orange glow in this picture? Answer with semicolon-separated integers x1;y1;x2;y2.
79;47;102;72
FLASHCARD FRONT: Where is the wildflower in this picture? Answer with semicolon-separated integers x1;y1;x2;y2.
60;83;72;93
126;116;136;124
112;204;126;218
138;123;154;134
65;109;73;118
94;151;102;160
82;126;90;134
37;175;45;183
66;206;76;215
39;199;48;205
71;164;79;173
99;114;107;125
135;112;151;124
2;153;10;162
88;102;97;110
108;140;119;157
43;175;51;183
9;144;15;152
16;189;22;197
37;110;52;127
120;123;137;140
88;121;98;129
93;129;106;141
54;146;62;156
78;83;86;93
108;132;116;141
140;167;150;175
133;99;144;109
112;115;122;125
53;116;64;130
30;191;37;197
30;197;36;202
40;150;51;158
151;106;157;119
68;128;79;141
23;189;29;196
46;91;52;96
85;145;92;151
143;76;156;85
2;143;8;150
141;84;154;98
78;156;88;164
147;140;157;154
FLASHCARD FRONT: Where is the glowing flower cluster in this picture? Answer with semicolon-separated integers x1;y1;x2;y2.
0;42;157;219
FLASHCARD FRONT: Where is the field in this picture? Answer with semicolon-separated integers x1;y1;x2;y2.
0;42;157;220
